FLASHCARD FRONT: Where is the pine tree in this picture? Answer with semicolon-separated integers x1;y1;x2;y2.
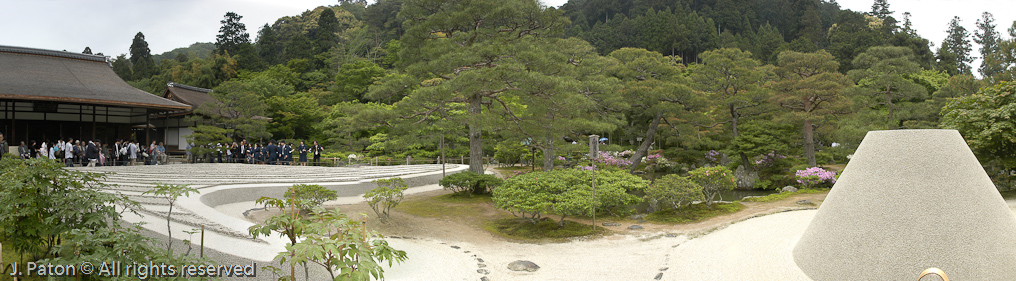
284;33;313;64
901;12;915;35
938;16;973;75
797;5;824;45
868;0;897;32
128;32;155;80
869;0;892;20
974;12;1001;78
215;12;251;56
314;8;340;54
255;24;281;65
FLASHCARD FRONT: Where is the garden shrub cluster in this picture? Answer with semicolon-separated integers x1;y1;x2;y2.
645;174;704;210
439;171;503;196
687;166;737;207
492;169;648;227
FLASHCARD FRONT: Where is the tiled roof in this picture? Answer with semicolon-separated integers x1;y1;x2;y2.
165;82;216;110
0;45;190;111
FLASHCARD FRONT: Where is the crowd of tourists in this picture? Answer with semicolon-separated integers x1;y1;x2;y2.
0;133;326;166
187;140;324;166
0;132;168;167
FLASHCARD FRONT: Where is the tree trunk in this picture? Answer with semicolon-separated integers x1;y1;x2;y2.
166;203;173;254
542;136;555;171
730;107;754;182
468;94;484;174
803;119;816;167
730;104;740;137
627;112;662;172
885;89;894;124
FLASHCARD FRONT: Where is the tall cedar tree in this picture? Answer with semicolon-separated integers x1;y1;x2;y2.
284;33;314;64
938;16;973;75
215;12;251;56
773;50;850;167
868;0;896;30
256;24;282;65
315;8;340;54
974;12;1002;78
129;32;156;80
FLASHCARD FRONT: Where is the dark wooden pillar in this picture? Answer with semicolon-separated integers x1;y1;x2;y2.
91;105;96;140
145;109;150;145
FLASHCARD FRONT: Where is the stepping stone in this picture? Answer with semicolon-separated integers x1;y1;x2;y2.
507;260;539;272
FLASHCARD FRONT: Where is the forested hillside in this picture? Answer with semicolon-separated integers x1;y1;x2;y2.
106;0;1016;189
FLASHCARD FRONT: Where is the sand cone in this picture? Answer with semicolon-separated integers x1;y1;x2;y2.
793;129;1016;280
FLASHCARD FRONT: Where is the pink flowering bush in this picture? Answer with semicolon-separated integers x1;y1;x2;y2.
594;151;633;168
704;150;722;164
753;151;786;168
795;167;836;188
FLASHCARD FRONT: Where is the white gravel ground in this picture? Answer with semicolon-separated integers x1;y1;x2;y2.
379;200;1016;281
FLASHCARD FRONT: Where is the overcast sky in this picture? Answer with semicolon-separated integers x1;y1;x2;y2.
2;0;1013;65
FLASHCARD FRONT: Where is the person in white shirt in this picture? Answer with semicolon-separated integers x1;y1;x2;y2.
64;138;75;167
39;141;48;159
128;140;138;165
48;142;57;160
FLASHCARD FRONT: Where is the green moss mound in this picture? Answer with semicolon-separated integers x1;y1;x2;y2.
645;202;745;223
484;218;605;240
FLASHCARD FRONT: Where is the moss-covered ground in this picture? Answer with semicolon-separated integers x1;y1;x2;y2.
645;202;746;224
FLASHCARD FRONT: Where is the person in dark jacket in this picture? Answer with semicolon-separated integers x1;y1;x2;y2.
19;141;29;159
298;141;308;166
267;141;278;165
0;133;8;159
85;140;99;167
311;141;323;166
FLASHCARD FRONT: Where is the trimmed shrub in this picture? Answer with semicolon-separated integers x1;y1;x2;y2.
365;177;408;222
439;171;503;196
492;169;647;227
285;184;338;212
645;174;704;210
688;166;736;207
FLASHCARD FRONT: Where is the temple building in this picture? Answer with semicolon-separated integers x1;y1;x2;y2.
0;45;189;146
153;82;214;152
